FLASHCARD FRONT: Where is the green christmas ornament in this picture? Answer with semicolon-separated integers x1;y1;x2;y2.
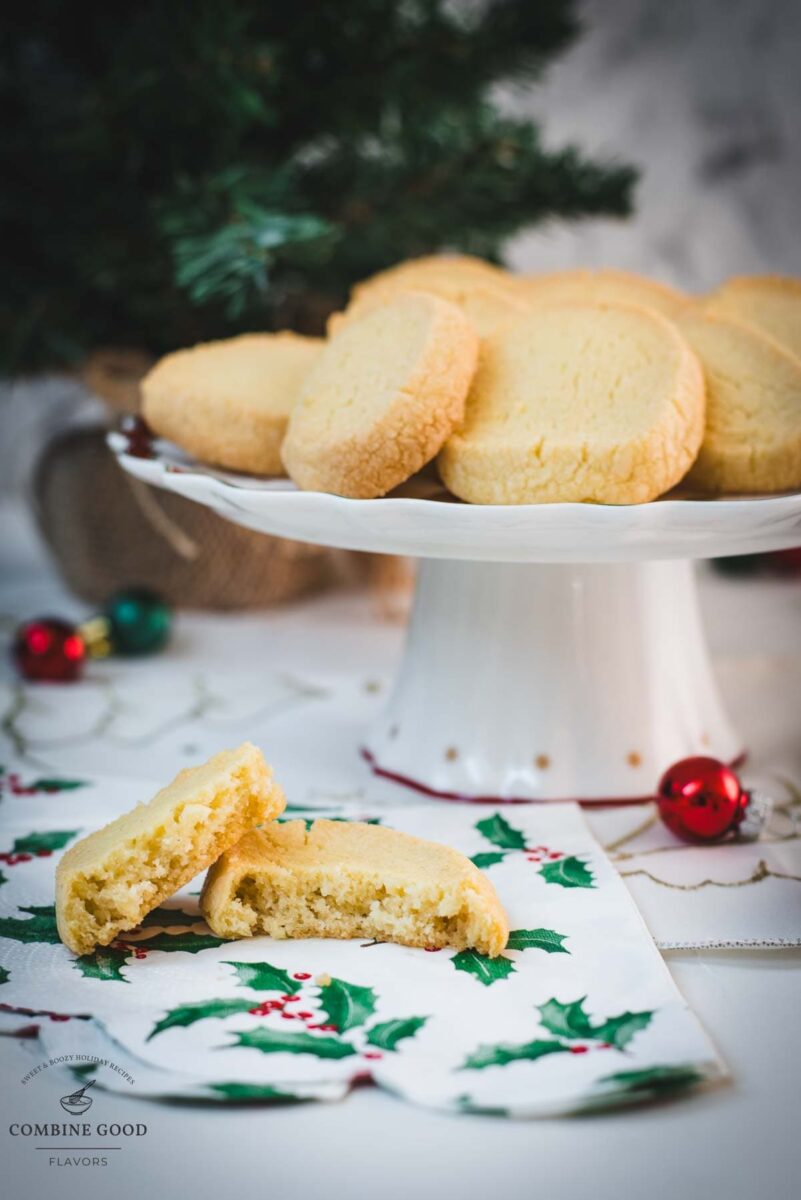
105;588;172;656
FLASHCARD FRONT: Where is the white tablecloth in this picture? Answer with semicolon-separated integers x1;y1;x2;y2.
1;501;799;1200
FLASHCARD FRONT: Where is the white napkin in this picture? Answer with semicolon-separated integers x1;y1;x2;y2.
0;781;723;1115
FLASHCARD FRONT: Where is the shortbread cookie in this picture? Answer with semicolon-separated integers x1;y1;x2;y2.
141;333;323;475
439;302;705;505
702;275;801;364
676;310;801;493
351;254;515;305
521;268;687;318
329;281;529;340
201;818;509;956
56;744;284;955
281;292;478;498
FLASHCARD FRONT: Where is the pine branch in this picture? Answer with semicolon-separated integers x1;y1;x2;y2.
1;0;637;371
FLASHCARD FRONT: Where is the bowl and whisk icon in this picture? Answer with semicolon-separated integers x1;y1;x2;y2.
60;1079;96;1115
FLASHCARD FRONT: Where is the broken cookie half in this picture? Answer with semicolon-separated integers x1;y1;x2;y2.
56;743;285;956
201;818;510;958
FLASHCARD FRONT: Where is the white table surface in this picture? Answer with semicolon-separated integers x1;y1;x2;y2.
1;500;800;1200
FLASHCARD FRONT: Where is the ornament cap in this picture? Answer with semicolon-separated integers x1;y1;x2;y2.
78;615;114;659
737;789;772;841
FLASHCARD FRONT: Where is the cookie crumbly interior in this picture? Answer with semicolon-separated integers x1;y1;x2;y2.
56;744;283;956
201;820;509;957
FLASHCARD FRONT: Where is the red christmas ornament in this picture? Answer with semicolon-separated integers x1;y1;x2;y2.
12;618;85;683
656;756;768;843
120;414;154;459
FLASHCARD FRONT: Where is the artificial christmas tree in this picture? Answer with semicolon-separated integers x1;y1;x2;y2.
2;0;636;372
4;1;637;610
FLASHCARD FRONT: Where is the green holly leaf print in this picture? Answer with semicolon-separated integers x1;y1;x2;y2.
0;870;6;889
470;851;507;869
538;997;593;1040
462;1038;570;1070
209;1082;303;1103
137;906;204;928
0;904;60;944
74;947;130;983
506;928;569;954
139;930;226;953
452;949;516;986
0;965;9;985
29;778;87;792
224;960;295;993
366;1016;428;1051
475;813;527;851
538;855;595;889
454;1094;511;1117
574;1065;705;1113
148;998;257;1040
593;1010;654;1050
600;1064;704;1095
318;977;377;1032
231;1027;356;1059
538;997;653;1049
12;830;79;854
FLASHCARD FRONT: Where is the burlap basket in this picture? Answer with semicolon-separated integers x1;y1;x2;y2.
33;427;337;610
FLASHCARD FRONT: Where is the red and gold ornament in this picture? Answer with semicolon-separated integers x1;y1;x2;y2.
10;589;172;684
656;755;770;844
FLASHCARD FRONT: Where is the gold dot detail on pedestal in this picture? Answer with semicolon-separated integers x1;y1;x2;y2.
535;754;551;770
627;752;642;768
445;746;459;762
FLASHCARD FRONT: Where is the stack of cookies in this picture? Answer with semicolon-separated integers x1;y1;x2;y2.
142;259;801;504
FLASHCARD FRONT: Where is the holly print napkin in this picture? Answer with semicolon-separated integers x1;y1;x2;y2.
0;776;723;1116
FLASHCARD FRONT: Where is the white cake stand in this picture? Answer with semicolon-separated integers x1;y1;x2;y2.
111;434;801;803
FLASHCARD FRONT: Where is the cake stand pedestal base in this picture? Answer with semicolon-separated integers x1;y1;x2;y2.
363;558;740;802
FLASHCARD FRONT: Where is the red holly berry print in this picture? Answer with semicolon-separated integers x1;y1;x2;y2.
0;770;86;797
473;813;568;872
145;966;430;1064
0;1001;78;1023
0;830;78;864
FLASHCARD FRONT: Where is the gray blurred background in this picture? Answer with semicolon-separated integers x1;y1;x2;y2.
507;0;801;284
2;0;800;499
